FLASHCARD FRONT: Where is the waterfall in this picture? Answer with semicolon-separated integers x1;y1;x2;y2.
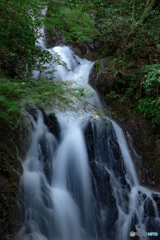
17;45;160;240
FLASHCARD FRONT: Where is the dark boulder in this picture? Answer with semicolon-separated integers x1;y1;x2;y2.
89;56;117;95
144;197;156;218
145;217;160;238
83;121;95;162
83;120;118;236
38;134;52;185
40;107;61;141
152;193;160;216
28;105;38;122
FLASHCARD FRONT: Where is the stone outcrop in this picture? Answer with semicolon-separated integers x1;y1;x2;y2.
83;120;119;238
88;59;160;191
44;25;103;60
89;56;117;95
40;107;61;141
0;118;28;240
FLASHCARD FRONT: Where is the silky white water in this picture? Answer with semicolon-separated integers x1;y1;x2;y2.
18;44;160;240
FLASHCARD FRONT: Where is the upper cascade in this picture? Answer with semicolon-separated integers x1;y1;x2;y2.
18;45;160;240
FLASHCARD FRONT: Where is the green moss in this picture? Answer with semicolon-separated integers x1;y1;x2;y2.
155;169;160;179
94;61;101;73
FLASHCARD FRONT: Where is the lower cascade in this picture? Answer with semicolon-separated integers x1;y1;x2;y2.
18;46;160;240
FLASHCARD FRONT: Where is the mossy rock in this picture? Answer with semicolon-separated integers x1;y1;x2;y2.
96;95;160;191
89;56;117;95
0;118;28;240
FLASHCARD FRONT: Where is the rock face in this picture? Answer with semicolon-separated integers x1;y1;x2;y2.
28;107;61;185
89;58;160;192
44;25;103;60
152;194;160;216
108;102;160;191
38;135;53;185
28;106;61;142
0;117;27;240
89;57;117;95
143;195;160;236
44;27;65;47
83;120;119;239
40;107;61;141
70;40;103;59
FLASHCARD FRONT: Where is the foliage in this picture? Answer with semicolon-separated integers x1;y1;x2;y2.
136;64;160;125
0;0;99;127
74;0;160;60
137;97;160;125
0;0;46;76
92;0;160;126
0;0;98;76
62;8;99;43
95;0;160;57
1;0;160;127
0;76;85;127
142;64;160;93
46;5;99;43
108;61;160;125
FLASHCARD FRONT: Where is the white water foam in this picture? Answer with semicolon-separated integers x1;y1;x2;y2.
18;44;160;240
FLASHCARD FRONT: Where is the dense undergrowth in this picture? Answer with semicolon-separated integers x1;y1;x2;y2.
93;0;160;126
106;58;160;126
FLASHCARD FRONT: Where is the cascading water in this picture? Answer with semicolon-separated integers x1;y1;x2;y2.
17;44;160;240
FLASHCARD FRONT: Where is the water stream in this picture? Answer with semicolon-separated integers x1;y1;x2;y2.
17;45;160;240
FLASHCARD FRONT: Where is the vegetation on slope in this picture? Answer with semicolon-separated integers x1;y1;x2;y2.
0;0;98;126
91;0;160;126
85;0;160;181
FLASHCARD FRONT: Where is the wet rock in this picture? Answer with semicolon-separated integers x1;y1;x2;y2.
88;40;103;52
44;26;65;47
88;54;160;191
38;134;52;185
144;198;156;218
28;105;38;122
41;107;61;141
71;47;82;58
84;120;126;178
95;96;160;191
130;219;140;240
152;193;160;216
70;40;103;59
41;177;53;209
28;107;61;141
146;217;159;237
91;162;118;229
83;121;95;162
83;120;118;233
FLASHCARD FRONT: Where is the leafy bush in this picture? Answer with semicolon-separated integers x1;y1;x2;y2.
0;0;98;76
142;64;160;94
136;64;160;125
0;76;84;127
96;0;160;57
137;97;160;125
0;0;47;76
60;8;99;43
